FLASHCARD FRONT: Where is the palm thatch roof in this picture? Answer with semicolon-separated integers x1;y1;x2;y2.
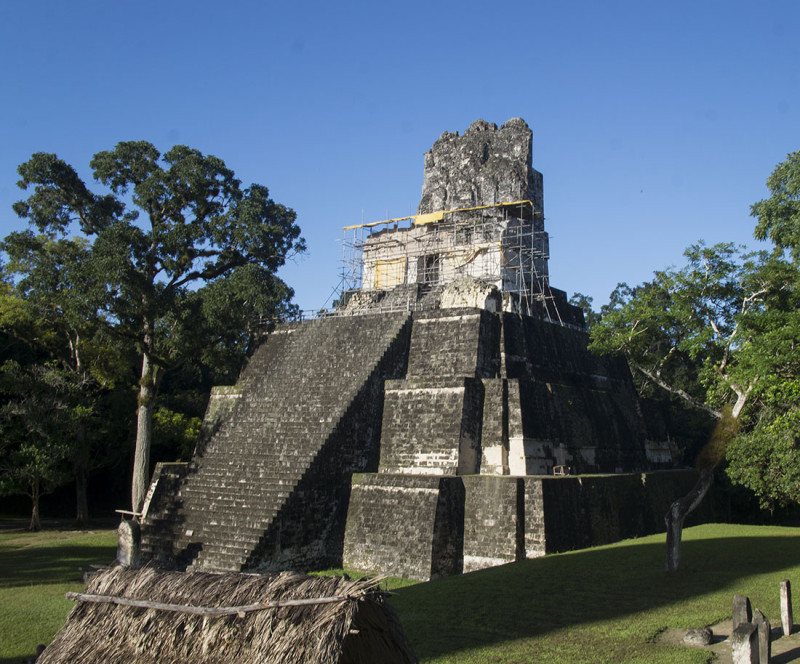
37;567;416;664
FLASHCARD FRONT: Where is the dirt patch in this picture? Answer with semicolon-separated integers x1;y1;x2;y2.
658;619;800;663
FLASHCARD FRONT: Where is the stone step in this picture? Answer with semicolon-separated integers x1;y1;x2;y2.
197;451;319;463
177;512;277;532
180;477;299;492
189;470;308;483
192;462;313;473
191;554;247;572
183;472;307;486
180;483;294;497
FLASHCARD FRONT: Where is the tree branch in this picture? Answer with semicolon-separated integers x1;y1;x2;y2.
633;363;723;419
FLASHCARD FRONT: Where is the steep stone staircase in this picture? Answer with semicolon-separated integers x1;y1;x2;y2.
141;312;411;572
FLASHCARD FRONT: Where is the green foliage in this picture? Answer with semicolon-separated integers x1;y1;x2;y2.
568;292;601;329
10;142;305;511
590;242;770;420
751;150;800;261
720;152;800;507
0;362;80;529
152;407;202;461
727;408;800;511
12;143;305;362
589;150;800;509
0;230;133;524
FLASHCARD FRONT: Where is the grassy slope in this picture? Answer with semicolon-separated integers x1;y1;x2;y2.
0;527;117;664
390;523;800;664
1;523;799;664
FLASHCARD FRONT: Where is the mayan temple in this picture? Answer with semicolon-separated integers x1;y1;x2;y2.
140;119;701;580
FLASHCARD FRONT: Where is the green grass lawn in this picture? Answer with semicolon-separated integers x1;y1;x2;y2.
1;523;799;664
389;523;800;663
0;525;117;664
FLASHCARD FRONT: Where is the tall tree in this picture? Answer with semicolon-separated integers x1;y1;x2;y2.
664;408;738;572
751;150;800;261
589;242;771;421
591;151;800;513
12;143;304;513
0;361;76;530
722;150;800;510
0;233;113;525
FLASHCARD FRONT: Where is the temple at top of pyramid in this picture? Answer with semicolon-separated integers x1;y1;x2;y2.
339;118;580;324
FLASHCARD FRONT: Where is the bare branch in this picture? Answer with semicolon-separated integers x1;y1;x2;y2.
634;363;723;419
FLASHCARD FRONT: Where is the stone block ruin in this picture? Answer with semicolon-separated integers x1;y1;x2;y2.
140;119;706;580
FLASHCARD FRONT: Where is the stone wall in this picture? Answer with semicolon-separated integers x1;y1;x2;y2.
502;313;651;474
533;470;714;553
344;474;464;580
407;308;500;379
340;306;687;579
345;469;712;580
378;309;501;476
379;377;485;475
462;476;524;573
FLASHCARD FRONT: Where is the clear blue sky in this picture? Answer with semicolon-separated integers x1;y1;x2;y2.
1;0;798;312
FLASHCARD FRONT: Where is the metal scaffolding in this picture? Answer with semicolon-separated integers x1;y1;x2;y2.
340;200;563;321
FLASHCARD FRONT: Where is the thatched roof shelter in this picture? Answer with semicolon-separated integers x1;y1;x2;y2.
38;567;416;664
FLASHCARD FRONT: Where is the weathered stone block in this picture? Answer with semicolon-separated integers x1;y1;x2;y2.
116;520;141;568
781;579;793;636
343;474;464;580
730;622;759;664
480;379;507;474
683;627;713;646
379;377;483;475
752;608;770;664
462;476;524;572
733;594;753;631
417;118;543;218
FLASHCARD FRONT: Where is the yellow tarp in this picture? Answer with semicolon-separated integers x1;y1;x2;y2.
413;211;445;225
374;258;406;289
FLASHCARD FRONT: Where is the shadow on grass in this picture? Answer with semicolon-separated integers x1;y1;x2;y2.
2;656;34;664
0;541;116;588
775;646;800;664
390;528;800;661
1;651;49;664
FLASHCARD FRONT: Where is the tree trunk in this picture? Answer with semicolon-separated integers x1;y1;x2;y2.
665;467;714;572
29;476;41;532
131;348;160;515
731;389;749;420
74;423;89;528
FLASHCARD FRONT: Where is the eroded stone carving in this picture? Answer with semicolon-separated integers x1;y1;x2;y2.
418;118;543;214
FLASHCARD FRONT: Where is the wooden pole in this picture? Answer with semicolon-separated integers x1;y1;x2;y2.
65;591;366;617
